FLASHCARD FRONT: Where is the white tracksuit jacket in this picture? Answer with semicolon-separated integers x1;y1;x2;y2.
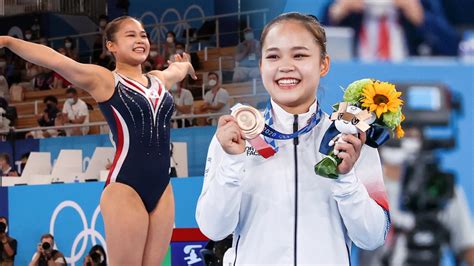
196;101;390;265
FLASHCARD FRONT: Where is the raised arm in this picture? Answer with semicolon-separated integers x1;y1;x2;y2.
0;36;113;101
149;53;196;90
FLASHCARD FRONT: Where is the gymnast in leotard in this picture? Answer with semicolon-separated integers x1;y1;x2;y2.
0;16;196;265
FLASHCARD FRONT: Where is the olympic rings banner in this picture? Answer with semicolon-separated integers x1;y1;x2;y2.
6;178;207;266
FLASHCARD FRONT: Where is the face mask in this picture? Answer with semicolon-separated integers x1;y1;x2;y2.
244;32;254;41
0;61;6;68
401;137;422;159
67;98;75;105
46;103;53;109
176;49;184;55
65;42;72;48
25;34;32;40
166;37;174;43
99;20;107;27
380;147;406;166
149;51;158;57
208;79;217;87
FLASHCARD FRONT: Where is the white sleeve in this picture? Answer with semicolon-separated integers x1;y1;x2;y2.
442;186;474;254
195;135;246;241
184;90;194;106
216;89;229;104
331;146;388;250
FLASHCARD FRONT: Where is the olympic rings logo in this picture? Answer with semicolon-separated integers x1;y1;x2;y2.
139;5;206;43
49;201;106;266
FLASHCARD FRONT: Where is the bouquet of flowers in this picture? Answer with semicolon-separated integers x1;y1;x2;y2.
315;78;405;179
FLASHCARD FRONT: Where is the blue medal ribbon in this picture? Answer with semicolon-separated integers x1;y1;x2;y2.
262;100;323;141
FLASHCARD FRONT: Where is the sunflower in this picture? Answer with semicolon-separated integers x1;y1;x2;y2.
361;81;403;118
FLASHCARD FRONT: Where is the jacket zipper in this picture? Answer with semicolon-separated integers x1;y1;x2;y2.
233;235;241;266
293;114;299;266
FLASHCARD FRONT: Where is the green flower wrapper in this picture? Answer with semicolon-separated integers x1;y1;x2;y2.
314;151;343;179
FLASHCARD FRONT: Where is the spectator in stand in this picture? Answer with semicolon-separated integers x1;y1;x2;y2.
24;29;33;42
63;36;78;60
26;95;63;139
98;15;108;34
57;87;89;136
232;27;261;82
0;57;9;101
170;80;194;128
50;48;72;89
162;31;177;65
200;72;229;125
148;42;166;71
0;97;17;128
31;18;41;40
33;66;54;91
0;153;18;176
323;0;461;59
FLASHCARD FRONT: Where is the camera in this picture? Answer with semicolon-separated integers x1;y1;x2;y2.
42;242;51;251
0;221;6;233
394;83;461;266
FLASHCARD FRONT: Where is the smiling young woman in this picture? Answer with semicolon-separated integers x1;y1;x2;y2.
196;12;390;264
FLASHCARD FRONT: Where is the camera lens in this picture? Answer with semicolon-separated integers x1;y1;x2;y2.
42;242;51;250
0;222;6;233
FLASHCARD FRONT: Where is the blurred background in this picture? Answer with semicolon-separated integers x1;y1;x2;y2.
0;0;473;265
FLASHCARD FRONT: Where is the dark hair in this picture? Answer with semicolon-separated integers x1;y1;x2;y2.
0;216;7;224
208;71;219;80
0;153;10;164
175;42;185;49
89;244;107;265
166;31;176;38
104;16;141;43
64;36;75;49
260;12;327;58
40;233;54;242
66;88;78;95
43;95;58;104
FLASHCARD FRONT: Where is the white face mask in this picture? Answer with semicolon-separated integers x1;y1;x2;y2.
380;147;406;165
401;137;422;159
65;42;72;48
149;51;158;57
244;32;254;41
25;34;32;40
208;79;217;87
176;49;184;55
67;98;75;105
166;37;174;43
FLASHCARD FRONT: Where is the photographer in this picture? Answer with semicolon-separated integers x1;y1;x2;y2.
83;245;106;266
0;216;17;266
29;234;66;266
360;127;474;265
